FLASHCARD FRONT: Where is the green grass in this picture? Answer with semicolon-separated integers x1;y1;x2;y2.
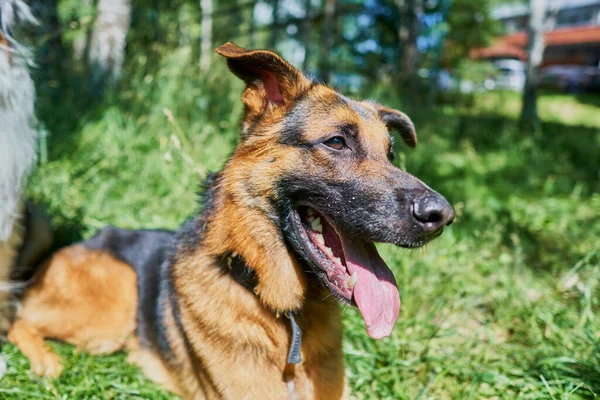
2;47;600;398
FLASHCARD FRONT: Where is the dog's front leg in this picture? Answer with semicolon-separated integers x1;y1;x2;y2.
8;319;63;377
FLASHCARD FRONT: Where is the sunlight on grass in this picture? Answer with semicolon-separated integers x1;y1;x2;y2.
469;91;600;130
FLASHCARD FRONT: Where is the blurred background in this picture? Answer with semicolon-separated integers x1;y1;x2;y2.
3;0;600;399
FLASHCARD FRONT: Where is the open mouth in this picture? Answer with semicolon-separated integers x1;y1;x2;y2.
291;206;401;339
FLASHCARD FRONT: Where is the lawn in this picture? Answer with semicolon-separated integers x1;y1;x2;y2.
1;57;599;400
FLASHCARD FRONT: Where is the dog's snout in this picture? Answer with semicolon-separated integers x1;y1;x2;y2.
412;195;455;232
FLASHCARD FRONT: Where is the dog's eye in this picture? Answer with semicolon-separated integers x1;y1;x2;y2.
323;137;346;150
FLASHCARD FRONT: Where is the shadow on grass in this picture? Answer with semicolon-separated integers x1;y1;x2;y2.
534;341;600;397
573;93;600;108
417;113;599;194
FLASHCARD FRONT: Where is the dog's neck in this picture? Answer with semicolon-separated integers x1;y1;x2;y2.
201;164;308;313
171;177;346;397
225;252;303;364
186;169;341;358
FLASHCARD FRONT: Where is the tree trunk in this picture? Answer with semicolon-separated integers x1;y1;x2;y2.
248;1;256;48
319;0;336;84
88;0;131;90
302;0;311;71
520;0;546;132
230;1;241;44
398;0;419;80
32;0;67;101
397;0;420;106
177;6;190;46
73;0;94;61
200;0;213;72
270;0;280;50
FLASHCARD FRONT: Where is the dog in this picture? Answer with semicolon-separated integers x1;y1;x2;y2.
8;43;454;399
0;0;51;339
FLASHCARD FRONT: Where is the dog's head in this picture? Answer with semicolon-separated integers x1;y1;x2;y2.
209;43;454;339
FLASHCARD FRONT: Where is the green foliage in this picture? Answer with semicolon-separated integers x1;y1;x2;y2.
453;59;497;84
445;0;501;66
2;344;176;399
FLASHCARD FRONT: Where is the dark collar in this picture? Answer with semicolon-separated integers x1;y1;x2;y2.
225;252;302;364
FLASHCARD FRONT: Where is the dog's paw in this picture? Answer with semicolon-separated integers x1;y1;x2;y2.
31;352;63;378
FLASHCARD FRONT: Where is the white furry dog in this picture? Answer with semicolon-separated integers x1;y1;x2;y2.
0;1;51;377
0;0;38;266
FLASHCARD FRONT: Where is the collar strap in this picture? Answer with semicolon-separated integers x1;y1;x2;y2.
286;312;302;364
226;253;303;364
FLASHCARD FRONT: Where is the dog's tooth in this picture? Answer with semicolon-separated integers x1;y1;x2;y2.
347;272;358;289
316;234;325;245
333;257;342;265
324;247;333;256
311;218;323;233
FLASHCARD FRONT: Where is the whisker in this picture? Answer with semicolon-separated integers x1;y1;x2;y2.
321;292;334;301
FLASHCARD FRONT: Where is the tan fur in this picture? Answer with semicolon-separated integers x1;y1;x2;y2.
127;337;183;395
8;245;137;377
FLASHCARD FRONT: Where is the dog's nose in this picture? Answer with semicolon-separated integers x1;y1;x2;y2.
412;195;455;232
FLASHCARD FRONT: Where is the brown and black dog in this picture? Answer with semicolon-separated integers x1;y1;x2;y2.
8;43;454;399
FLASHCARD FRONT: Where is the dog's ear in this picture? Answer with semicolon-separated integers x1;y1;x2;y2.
215;42;310;113
371;104;417;148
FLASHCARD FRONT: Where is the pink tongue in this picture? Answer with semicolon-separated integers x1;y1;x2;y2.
340;238;400;339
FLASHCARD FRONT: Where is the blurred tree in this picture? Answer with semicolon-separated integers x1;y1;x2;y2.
302;0;311;71
71;0;94;61
519;0;559;132
270;0;280;49
41;0;506;106
444;0;500;67
520;0;544;131
230;1;241;40
31;0;67;102
397;0;420;96
200;0;213;71
344;1;400;81
319;0;337;84
88;0;131;91
248;1;257;48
